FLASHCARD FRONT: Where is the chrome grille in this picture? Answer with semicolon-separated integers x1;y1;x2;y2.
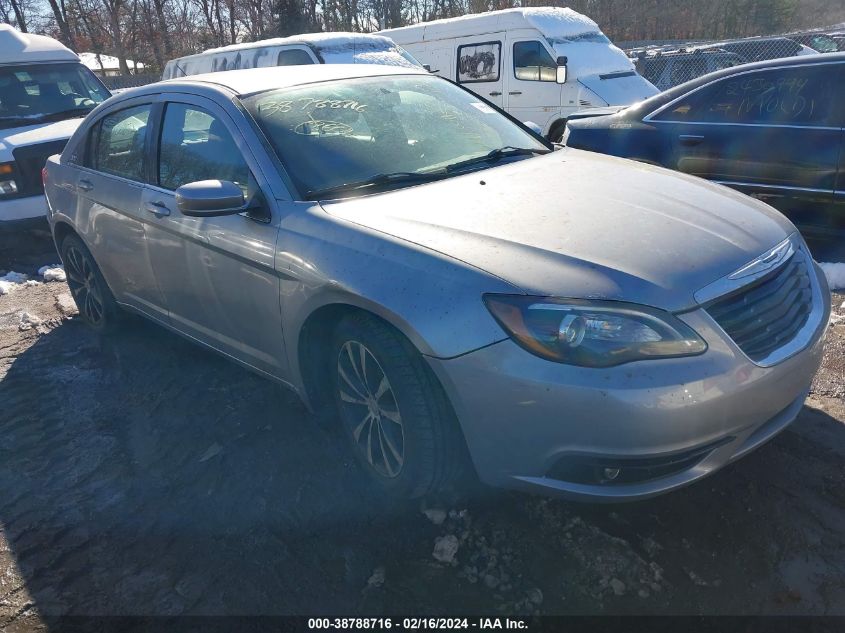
705;252;813;362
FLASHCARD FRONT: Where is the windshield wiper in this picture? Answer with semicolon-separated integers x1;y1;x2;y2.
305;171;448;199
444;146;551;173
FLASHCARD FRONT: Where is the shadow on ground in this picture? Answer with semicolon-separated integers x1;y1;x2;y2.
1;297;844;622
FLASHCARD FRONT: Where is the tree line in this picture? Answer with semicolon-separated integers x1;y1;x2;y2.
1;0;842;73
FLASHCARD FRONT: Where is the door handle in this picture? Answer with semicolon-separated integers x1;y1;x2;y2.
489;91;502;96
77;179;94;192
508;91;522;95
145;200;170;217
679;134;704;147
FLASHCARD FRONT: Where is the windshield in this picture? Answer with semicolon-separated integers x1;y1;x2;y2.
242;75;548;199
807;35;838;53
546;32;611;45
0;62;110;130
314;38;421;68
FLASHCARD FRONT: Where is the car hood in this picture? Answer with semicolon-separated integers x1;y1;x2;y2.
321;149;796;312
0;118;81;162
578;72;659;106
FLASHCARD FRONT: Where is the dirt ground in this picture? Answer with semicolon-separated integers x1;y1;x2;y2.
1;232;844;629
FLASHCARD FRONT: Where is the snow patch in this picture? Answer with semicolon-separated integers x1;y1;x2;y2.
423;508;447;525
18;312;42;331
2;271;28;284
0;271;34;295
55;291;78;316
315;37;419;68
819;262;845;290
432;534;459;564
521;7;601;37
366;566;386;588
340;49;418;68
38;264;67;282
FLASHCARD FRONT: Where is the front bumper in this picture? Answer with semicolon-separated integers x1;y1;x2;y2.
427;296;829;501
0;194;48;224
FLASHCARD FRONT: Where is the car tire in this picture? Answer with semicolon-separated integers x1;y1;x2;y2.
60;234;121;331
331;313;466;498
547;119;568;143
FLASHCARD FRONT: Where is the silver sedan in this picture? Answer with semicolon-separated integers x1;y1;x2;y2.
43;64;830;501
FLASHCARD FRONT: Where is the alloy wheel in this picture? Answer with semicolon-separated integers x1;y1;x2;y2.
64;245;105;326
336;340;405;478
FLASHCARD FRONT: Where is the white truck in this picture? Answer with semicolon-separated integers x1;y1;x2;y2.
381;7;659;140
0;25;111;229
162;32;422;79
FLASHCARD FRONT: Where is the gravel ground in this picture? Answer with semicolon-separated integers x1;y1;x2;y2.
1;233;844;629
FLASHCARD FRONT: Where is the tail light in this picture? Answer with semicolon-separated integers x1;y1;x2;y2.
41;167;48;187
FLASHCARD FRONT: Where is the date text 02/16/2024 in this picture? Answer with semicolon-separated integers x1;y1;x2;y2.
307;618;529;630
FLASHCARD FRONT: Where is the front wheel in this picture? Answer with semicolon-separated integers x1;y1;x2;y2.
60;234;120;331
547;119;568;143
331;313;466;498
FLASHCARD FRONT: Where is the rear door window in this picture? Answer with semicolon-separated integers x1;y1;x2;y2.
654;65;840;126
91;104;152;181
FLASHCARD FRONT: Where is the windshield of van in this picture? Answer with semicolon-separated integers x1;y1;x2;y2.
546;32;611;45
243;75;549;199
0;62;110;130
314;38;421;68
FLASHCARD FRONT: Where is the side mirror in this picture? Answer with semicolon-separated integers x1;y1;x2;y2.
176;180;247;217
556;55;568;84
422;63;432;72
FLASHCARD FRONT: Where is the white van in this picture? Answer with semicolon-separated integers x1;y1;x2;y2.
162;32;421;79
0;25;111;229
382;7;659;140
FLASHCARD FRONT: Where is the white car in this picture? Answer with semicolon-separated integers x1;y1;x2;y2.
162;32;422;80
0;25;110;230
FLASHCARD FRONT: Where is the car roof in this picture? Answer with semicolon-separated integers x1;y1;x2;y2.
157;63;429;96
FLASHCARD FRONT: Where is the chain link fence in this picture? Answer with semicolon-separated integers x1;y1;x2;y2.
621;28;845;91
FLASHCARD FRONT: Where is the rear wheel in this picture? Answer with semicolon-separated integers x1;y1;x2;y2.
60;234;120;331
331;313;465;498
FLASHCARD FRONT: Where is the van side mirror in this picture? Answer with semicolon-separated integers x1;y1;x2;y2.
422;64;432;72
556;56;568;84
176;180;247;217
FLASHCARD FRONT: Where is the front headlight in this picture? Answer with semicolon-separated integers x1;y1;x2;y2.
0;162;18;196
484;295;707;367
